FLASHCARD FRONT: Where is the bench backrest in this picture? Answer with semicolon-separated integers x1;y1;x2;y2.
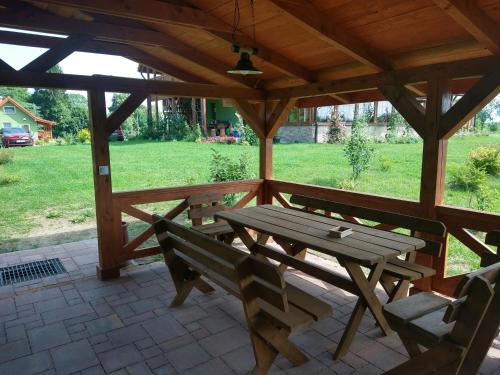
187;193;228;226
441;268;499;373
153;215;289;312
289;194;446;257
481;230;500;267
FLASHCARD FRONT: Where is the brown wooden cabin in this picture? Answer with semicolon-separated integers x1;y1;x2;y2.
0;0;498;297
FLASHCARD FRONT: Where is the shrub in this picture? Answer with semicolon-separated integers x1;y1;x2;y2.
46;210;63;219
0;149;13;165
210;148;252;205
378;155;393;172
337;178;357;191
475;183;494;211
488;122;498;133
468;146;500;175
55;138;64;146
62;132;77;145
327;109;347;143
343;125;373;180
77;128;91;144
448;163;487;192
240;123;258;146
0;174;20;186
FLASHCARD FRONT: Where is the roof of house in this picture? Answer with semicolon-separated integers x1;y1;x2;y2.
0;96;56;126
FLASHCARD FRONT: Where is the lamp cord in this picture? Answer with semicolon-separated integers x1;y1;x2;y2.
231;0;240;45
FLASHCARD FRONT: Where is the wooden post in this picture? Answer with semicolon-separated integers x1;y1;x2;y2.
373;101;378;125
88;90;121;280
416;78;451;291
201;98;207;135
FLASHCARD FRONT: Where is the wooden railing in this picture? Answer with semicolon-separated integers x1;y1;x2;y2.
111;179;263;262
266;179;499;296
107;178;497;296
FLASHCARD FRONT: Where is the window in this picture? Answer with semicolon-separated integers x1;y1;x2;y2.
3;106;15;114
22;124;30;133
3;122;11;128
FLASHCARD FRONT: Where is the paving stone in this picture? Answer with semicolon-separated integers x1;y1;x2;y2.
6;325;27;341
171;305;208;324
359;341;407;371
85;314;124;336
107;324;149;347
141;345;163;359
199;326;250;357
126;361;154;375
41;303;94;324
135;337;155;350
129;297;164;314
146;354;170;370
142;314;187;344
50;339;99;374
68;322;86;334
183;357;234;375
80;284;127;302
152;364;176;375
292;330;335;357
0;351;53;375
199;312;238;334
28;322;71;352
166;342;211;372
0;299;16;316
81;365;106;375
0;338;31;363
222;345;256;374
98;344;143;373
34;297;68;313
15;288;62;307
159;334;195;353
113;304;135;319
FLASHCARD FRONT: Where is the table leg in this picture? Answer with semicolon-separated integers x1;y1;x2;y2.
274;237;306;273
333;260;391;359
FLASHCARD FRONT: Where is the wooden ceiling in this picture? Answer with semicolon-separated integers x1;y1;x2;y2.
0;0;498;107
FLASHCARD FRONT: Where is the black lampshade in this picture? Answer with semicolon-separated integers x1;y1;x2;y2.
227;52;262;75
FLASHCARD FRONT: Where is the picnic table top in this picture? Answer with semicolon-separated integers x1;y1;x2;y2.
216;205;426;266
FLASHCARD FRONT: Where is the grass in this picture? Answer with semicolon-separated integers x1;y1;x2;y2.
0;134;498;274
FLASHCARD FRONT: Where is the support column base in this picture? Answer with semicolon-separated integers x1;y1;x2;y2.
96;265;121;280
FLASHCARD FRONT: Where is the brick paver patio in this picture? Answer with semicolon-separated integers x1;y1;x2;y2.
0;240;498;375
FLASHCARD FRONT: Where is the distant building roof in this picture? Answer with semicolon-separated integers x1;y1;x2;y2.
0;96;56;126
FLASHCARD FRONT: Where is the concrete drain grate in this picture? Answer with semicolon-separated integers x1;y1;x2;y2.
0;258;66;286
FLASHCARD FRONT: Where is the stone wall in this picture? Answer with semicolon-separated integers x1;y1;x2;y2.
276;124;417;143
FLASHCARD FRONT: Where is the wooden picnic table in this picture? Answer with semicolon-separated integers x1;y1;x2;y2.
216;204;426;358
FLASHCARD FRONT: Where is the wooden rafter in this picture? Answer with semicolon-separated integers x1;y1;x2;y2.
0;58;14;71
438;70;500;139
0;69;265;100
266;98;297;137
232;99;265;138
21;34;91;72
267;0;392;72
10;2;258;88
106;93;149;134
268;56;500;99
0;29;211;84
378;83;426;138
29;0;316;82
433;0;500;53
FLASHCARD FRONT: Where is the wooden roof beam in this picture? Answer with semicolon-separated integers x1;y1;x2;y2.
106;92;148;134
267;0;392;72
0;29;210;84
1;3;256;88
27;0;317;83
438;70;500;139
0;69;265;100
20;34;91;72
267;56;500;99
433;0;500;54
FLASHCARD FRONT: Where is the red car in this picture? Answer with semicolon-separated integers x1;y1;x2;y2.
0;127;34;147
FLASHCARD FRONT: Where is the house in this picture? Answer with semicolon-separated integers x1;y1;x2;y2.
0;96;56;140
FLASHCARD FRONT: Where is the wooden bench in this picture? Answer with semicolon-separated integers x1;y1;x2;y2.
482;229;500;267
187;193;235;243
153;215;332;375
382;259;500;375
289;195;446;302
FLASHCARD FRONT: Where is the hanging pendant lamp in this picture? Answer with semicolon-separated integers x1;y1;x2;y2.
228;45;262;75
228;0;262;75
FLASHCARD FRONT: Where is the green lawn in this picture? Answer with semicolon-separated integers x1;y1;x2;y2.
0;134;498;274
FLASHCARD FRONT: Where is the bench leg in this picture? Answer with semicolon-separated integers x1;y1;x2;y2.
255;320;308;366
194;278;215;294
250;331;278;375
399;335;423;358
171;278;197;307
